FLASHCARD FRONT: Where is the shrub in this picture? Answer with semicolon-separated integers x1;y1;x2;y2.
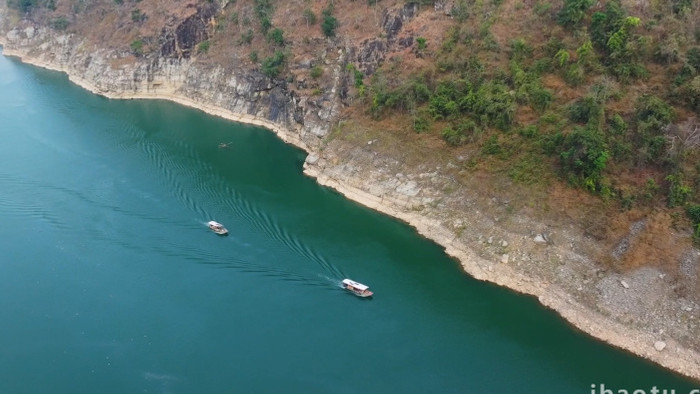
131;9;145;22
557;0;594;29
51;17;69;31
672;0;694;16
559;126;609;192
310;65;323;79
261;51;287;78
413;113;430;133
482;135;502;155
130;39;143;56
239;29;254;45
687;47;700;70
635;94;673;162
267;28;284;46
442;127;465;146
687;204;700;224
254;0;273;34
303;8;317;26
321;6;338;37
198;40;211;54
666;173;691;207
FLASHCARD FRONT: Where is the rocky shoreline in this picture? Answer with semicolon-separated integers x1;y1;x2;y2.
2;35;700;382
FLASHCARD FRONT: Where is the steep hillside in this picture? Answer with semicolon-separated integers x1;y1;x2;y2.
1;0;700;380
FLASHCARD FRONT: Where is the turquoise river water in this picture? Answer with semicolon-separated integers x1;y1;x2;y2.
0;49;698;393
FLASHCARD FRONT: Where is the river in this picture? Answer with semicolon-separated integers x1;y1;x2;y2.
0;49;697;393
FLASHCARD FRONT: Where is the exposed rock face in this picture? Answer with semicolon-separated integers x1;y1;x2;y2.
160;2;219;58
2;2;700;383
1;23;342;149
355;4;419;75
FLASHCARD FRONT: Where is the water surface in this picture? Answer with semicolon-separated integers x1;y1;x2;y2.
0;49;697;393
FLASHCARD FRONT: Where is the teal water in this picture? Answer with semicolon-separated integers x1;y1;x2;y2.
0;49;697;393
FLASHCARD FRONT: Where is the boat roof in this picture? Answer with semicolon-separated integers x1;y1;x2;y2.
207;221;223;226
342;279;369;291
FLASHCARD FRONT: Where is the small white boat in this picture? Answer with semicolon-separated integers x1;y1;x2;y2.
342;279;373;298
207;220;228;235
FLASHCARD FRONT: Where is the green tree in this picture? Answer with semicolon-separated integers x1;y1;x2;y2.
321;6;338;37
559;126;610;192
267;28;284;46
557;0;594;28
261;51;287;78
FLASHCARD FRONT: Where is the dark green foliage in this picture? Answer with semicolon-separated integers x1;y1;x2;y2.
413;112;430;133
518;125;538;138
672;0;694;16
267;28;284;46
131;9;145;22
557;0;595;29
687;204;700;225
590;1;625;51
249;51;258;63
666;173;692;207
254;0;273;34
568;97;601;125
429;79;471;120
427;79;515;130
7;0;39;13
472;81;515;130
130;39;143;56
510;38;532;61
587;1;646;81
558;126;609;192
51;17;69;30
369;74;432;118
634;94;673;163
442;127;465;146
482;134;501;155
310;65;323;79
261;50;286;78
198;40;210;54
442;120;479;146
687;47;700;70
353;69;364;88
321;5;338;37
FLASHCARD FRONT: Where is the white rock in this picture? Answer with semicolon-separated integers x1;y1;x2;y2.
500;254;509;264
487;236;493;244
654;341;666;351
305;154;319;165
24;26;35;39
501;240;508;247
620;280;629;289
396;181;420;197
534;234;547;243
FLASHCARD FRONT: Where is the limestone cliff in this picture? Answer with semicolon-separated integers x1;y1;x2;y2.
1;0;700;382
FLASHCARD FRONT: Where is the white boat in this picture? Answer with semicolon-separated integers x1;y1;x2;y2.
207;220;228;235
342;279;373;298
